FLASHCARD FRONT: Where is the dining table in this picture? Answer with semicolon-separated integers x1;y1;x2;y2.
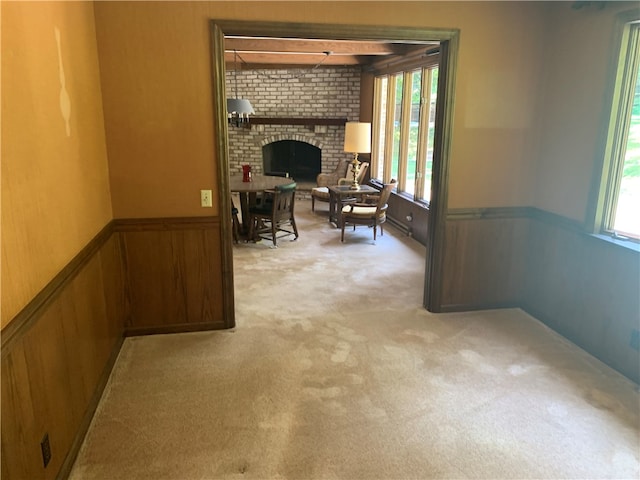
230;174;296;234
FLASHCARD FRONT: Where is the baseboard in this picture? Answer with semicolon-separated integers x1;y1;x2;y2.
124;321;226;337
386;216;411;236
438;301;521;313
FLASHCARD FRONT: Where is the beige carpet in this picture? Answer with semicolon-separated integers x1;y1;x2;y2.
70;199;640;480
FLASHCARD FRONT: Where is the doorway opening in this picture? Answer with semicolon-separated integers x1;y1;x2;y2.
211;20;459;328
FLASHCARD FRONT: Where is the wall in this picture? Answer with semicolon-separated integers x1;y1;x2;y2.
1;229;125;480
435;2;639;384
1;1;113;326
226;67;361;177
91;0;547;337
91;0;547;343
2;4;638;478
525;213;640;383
91;1;639;382
93;1;546;220
93;1;220;219
439;205;639;383
116;218;226;335
1;3;125;479
93;2;231;332
533;2;637;222
386;194;430;245
524;2;640;383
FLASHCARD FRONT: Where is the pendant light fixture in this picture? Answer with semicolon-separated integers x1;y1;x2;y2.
226;49;255;127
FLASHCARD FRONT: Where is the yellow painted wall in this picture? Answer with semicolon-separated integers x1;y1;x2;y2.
1;1;113;326
533;2;639;221
93;1;546;218
93;2;219;218
5;0;625;325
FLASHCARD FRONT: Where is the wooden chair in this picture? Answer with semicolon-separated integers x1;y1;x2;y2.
260;172;290;205
248;182;299;246
231;200;241;244
340;180;396;242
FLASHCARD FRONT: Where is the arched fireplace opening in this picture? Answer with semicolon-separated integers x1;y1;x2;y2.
262;140;321;183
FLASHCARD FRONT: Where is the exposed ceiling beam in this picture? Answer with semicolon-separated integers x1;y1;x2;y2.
224;37;415;56
366;44;440;72
225;52;365;68
223;37;441;69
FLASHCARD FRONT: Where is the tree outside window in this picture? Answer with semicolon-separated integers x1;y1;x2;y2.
372;65;439;204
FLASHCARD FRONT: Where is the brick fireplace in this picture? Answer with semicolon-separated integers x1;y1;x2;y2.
226;66;362;186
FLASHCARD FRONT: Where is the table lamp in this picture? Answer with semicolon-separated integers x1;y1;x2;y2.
344;122;371;190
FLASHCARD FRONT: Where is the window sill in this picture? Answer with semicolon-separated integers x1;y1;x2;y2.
395;191;430;209
589;233;640;254
369;179;430;209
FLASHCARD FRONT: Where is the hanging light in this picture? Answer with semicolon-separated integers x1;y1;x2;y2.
226;49;255;127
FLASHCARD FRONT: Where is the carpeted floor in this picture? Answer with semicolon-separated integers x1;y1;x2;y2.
70;199;639;480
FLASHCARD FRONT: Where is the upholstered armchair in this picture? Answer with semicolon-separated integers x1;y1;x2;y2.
311;160;370;212
317;159;351;187
310;159;351;212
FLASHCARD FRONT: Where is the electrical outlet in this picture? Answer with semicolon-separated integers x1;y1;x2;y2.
630;329;640;352
200;189;212;207
41;433;51;468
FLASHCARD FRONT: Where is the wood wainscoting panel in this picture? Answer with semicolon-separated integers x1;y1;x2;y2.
433;206;639;384
117;217;226;334
1;341;41;480
524;216;640;383
60;255;115;413
174;228;224;325
440;213;528;310
99;232;127;344
1;225;125;480
121;229;179;328
22;301;79;480
386;193;429;246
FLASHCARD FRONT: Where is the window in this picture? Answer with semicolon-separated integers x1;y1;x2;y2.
372;65;438;204
600;21;640;239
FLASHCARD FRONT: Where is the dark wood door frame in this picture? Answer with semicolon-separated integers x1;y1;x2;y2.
210;20;459;325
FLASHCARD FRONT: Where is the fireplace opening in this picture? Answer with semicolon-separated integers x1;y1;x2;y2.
262;140;321;183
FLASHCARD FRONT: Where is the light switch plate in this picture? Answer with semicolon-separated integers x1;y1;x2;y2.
200;189;212;207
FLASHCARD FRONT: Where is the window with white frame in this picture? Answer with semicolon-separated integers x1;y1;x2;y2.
600;20;640;240
372;65;438;204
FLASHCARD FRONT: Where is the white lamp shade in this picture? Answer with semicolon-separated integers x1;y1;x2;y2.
344;122;371;153
227;98;255;115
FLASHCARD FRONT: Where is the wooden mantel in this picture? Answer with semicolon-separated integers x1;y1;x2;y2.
248;117;348;126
